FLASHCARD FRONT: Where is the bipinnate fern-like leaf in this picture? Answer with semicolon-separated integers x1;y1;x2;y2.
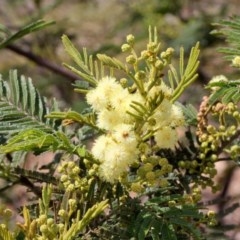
177;103;198;126
0;70;59;135
207;80;240;104
62;35;102;86
168;42;200;102
212;16;240;61
64;200;108;240
134;202;203;240
0;128;80;155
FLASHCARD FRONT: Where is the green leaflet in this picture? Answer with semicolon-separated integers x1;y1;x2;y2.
0;70;59;135
64;200;108;240
46;110;100;131
176;103;198;126
161;223;177;240
168;42;200;102
207;80;240;104
212;16;240;61
62;35;99;85
0;20;54;49
0;129;75;154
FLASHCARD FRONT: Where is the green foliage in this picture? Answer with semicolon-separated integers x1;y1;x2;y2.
212;16;240;61
0;129;74;153
177;103;198;126
168;42;200;102
0;20;54;49
207;79;240;104
0;70;59;135
62;35;99;86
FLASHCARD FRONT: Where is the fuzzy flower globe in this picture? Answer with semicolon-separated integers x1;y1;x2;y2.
86;76;123;112
87;75;185;182
91;122;138;182
154;126;178;149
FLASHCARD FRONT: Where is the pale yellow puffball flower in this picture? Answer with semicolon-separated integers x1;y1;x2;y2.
97;108;124;131
86;76;123;111
169;104;185;127
91;134;114;162
154;126;178;149
232;56;240;68
92;124;138;182
209;75;228;91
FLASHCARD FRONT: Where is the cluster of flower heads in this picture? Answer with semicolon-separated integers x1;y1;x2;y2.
86;76;185;183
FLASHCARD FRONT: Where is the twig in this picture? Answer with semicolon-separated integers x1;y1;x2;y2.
6;43;79;82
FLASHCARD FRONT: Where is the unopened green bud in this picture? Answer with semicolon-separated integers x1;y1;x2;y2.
37;215;47;225
58;209;67;218
191;160;198;168
146;171;155;181
47;218;54;226
207;125;215;134
155;59;164;70
178;161;186;168
68;161;75;169
219;125;225;131
141;50;149;59
147;42;157;52
72;166;80;175
120;78;128;87
88;169;95;176
60;174;68;182
168;200;176;207
68;199;77;211
210;154;217;162
131;182;142;193
58;223;65;233
126;34;135;44
233;111;240;118
121;43;131;52
66;183;75;192
126;55;137;64
40;224;48;233
135;71;146;80
166;47;174;55
148;118;156;126
158;158;168;166
143;163;153;171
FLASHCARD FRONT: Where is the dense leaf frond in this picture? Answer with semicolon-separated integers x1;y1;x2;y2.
207;80;240;104
168;42;200;102
212;16;240;60
0;129;77;154
177;103;198;126
62;35;107;86
0;70;60;135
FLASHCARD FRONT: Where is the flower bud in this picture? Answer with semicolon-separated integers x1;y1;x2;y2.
126;34;135;44
135;71;146;80
126;55;137;64
121;43;131;52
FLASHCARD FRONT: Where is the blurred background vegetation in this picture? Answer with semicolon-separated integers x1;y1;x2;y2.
1;0;240;110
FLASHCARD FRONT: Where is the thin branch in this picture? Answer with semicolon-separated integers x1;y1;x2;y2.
6;43;79;82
